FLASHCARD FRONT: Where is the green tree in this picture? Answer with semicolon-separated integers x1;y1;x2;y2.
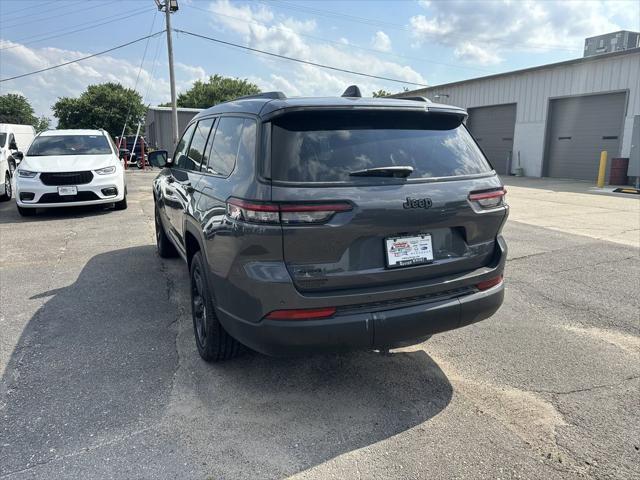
170;74;261;108
0;93;51;131
372;89;391;98
53;82;145;138
34;116;51;133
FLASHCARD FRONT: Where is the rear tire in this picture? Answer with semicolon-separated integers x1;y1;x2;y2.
0;172;11;201
190;251;241;362
17;205;36;217
114;195;127;210
155;204;177;258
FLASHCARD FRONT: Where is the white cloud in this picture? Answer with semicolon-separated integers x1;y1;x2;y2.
371;31;392;52
207;0;426;96
0;39;206;118
410;0;639;65
454;42;502;66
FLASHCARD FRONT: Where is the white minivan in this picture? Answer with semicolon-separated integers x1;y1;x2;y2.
15;129;127;216
0;124;36;201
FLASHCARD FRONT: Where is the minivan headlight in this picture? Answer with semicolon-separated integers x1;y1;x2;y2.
17;169;38;178
95;166;116;175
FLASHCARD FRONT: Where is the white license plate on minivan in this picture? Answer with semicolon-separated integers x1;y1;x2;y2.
385;234;434;268
57;186;77;196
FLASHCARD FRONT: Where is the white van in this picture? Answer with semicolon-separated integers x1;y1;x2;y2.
0;124;36;200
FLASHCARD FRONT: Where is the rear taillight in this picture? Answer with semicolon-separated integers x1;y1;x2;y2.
226;198;352;225
265;307;337;320
468;188;507;210
476;275;503;291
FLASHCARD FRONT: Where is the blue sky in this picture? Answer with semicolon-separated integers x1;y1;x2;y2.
1;0;638;118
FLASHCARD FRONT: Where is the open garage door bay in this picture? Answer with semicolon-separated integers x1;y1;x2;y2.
545;92;627;181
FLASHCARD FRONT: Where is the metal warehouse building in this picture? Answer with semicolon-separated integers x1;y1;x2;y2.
396;45;640;181
145;106;202;152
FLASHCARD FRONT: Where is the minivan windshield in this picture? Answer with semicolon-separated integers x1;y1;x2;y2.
271;110;492;182
27;135;112;156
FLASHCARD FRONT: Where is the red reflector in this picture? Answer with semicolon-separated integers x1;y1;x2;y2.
265;307;337;320
468;188;507;201
476;275;503;291
279;203;352;212
227;198;279;212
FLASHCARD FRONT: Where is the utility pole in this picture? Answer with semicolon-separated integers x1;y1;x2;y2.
157;0;179;147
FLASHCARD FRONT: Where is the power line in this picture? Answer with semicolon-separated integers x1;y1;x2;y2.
175;29;429;87
184;3;492;73
263;0;583;53
0;0;84;23
0;7;154;51
1;0;58;19
1;2;104;30
0;30;166;83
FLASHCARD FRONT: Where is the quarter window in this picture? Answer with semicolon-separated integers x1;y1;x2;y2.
174;123;196;169
205;117;251;177
185;118;215;171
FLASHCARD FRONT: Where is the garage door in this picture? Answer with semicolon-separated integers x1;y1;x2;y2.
545;93;626;180
466;104;516;175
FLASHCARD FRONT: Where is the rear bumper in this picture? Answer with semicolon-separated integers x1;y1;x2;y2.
217;282;504;356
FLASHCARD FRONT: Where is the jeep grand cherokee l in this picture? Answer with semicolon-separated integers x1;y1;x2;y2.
150;89;508;362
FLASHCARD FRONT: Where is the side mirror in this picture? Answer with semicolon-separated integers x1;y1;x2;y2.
12;151;24;162
148;150;169;168
9;141;17;150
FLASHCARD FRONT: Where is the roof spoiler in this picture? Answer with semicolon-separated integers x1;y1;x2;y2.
236;91;287;101
399;96;431;103
341;85;362;98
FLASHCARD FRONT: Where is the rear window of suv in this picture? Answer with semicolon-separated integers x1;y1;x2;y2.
271;110;492;182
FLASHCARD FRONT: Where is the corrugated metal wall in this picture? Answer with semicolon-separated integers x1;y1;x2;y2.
399;51;640;177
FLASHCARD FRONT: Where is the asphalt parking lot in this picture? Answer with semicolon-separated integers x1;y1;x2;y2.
1;172;639;480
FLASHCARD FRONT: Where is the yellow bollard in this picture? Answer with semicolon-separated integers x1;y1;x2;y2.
597;151;607;188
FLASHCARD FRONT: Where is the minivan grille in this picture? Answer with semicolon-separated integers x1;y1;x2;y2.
38;191;100;203
40;171;93;186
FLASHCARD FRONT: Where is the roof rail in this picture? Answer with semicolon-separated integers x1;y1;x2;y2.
236;91;286;101
341;85;362;98
398;96;431;103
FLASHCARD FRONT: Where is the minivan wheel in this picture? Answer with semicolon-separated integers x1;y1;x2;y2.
0;173;11;201
190;251;241;362
155;205;177;257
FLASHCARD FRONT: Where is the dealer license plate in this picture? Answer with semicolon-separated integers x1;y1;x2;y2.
385;234;434;268
57;186;78;196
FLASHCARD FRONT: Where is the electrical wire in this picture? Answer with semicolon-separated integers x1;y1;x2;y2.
263;0;583;53
1;2;104;30
0;30;166;83
175;29;429;87
0;7;154;51
183;3;492;73
116;10;159;140
1;0;58;19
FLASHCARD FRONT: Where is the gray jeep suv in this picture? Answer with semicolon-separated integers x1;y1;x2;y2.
150;88;508;362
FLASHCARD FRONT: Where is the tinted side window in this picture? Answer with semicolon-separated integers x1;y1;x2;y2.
185;118;215;171
174;123;196;169
205;117;246;176
237;119;257;172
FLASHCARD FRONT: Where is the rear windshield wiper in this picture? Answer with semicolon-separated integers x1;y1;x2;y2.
349;166;414;178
